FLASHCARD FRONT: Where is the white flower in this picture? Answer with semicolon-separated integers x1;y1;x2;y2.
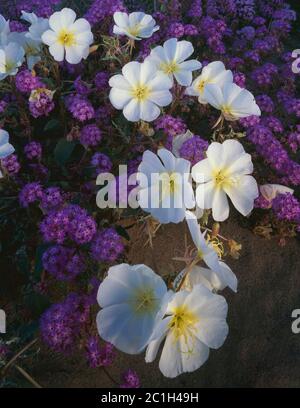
0;42;25;80
0;15;10;45
96;263;168;354
146;38;202;86
203;82;261;121
0;129;14;159
9;32;41;70
109;60;173;122
42;8;94;64
259;184;294;208
174;264;237;293
185;61;233;104
21;11;49;42
113;11;159;40
185;210;237;292
145;284;229;378
137;148;195;224
192;139;259;222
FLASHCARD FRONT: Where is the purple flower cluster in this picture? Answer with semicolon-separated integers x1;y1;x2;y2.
90;152;112;173
155;115;187;137
65;94;95;122
42;245;85;281
120;369;140;388
29;89;55;118
179;135;208;165
40;292;91;353
19;182;43;208
85;0;126;26
94;72;109;91
1;154;21;175
40;204;97;245
15;70;43;94
40;187;64;212
272;193;300;223
85;337;116;368
24;141;42;160
90;228;124;263
80;124;102;147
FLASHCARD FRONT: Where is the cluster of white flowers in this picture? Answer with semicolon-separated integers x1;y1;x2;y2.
97;261;230;378
109;11;260;123
0;7;93;77
96;11;264;379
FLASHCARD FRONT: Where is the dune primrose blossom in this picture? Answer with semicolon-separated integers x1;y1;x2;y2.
145;284;229;378
192;139;259;222
0;42;25;80
96;263;168;354
137;148;195;224
146;38;201;86
113;11;159;40
20;11;49;42
0;15;10;45
42;8;94;64
185;61;233;104
109;60;172;122
203;82;261;121
185;211;237;292
0;129;14;179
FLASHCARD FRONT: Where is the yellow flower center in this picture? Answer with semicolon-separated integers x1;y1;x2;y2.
57;29;76;46
213;168;239;190
197;79;206;93
160;61;179;75
132;84;150;101
221;104;235;119
128;25;141;37
168;305;199;341
132;287;157;315
3;59;14;73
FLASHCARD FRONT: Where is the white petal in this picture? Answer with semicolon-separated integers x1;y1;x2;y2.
0;143;14;159
123;98;141;122
195;180;215;210
49;12;63;32
75;31;94;46
223;175;258;216
174;40;194;63
147;71;172;91
148;90;172;107
41;30;57;45
113;12;129;28
122;61;140;86
195;317;228;349
109;74;131;90
140;59;158;83
49;43;65;61
206;142;224;169
163;38;177;61
65;45;84;64
60;8;76;28
192;158;213;183
157;148;176;171
185;210;203;249
109;88;132;109
129;11;145;26
203;83;224;110
212;188;229;221
174;70;193;86
0;129;9;145
145;336;165;363
140;100;160;122
71;18;91;34
179;59;202;72
97;304;154;354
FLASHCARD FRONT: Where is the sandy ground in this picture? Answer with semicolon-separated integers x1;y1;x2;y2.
27;214;300;388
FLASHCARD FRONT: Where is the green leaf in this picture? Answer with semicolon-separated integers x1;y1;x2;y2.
44;118;61;132
54;139;77;166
